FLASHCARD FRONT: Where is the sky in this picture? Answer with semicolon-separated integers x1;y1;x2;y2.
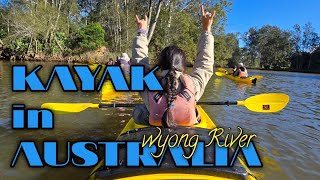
225;0;320;46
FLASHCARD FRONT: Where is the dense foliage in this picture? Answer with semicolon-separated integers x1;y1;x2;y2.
0;0;234;64
0;0;319;71
75;23;105;52
242;23;320;70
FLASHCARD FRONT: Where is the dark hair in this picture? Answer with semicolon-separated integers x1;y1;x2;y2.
158;46;186;128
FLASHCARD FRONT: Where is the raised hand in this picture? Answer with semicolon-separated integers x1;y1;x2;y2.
201;5;215;32
135;15;148;31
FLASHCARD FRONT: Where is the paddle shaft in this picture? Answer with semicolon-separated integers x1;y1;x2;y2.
98;101;238;108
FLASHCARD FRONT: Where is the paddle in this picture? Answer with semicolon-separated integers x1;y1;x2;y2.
215;71;227;77
41;93;289;113
218;67;228;72
252;75;263;79
215;71;263;79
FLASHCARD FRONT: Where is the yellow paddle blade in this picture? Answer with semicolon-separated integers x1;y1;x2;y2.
217;67;233;74
215;71;226;77
252;75;263;79
41;103;99;113
217;68;227;72
238;93;289;113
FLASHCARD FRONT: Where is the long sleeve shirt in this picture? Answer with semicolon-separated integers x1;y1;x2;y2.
131;31;214;111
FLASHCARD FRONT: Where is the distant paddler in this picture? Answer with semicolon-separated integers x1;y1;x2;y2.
107;53;131;76
101;53;131;100
233;62;248;78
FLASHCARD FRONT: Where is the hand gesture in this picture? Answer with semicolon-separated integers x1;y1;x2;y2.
201;5;215;32
135;15;148;31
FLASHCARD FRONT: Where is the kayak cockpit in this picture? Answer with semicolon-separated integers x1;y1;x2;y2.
90;127;256;180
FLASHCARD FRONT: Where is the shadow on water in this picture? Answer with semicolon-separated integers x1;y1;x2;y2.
0;62;319;179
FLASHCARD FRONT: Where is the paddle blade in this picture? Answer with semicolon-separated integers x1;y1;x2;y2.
240;93;289;113
218;68;226;72
217;68;233;74
252;75;263;79
215;71;225;77
41;103;99;113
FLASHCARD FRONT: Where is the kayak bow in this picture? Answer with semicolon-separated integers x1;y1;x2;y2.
89;106;257;180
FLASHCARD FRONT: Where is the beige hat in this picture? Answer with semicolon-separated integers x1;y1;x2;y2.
238;63;244;67
120;53;130;61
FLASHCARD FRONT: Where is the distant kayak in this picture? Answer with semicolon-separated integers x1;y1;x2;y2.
215;70;263;84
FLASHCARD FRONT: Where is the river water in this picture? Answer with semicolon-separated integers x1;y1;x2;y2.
0;61;319;180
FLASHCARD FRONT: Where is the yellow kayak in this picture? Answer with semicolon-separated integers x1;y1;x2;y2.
223;74;257;84
90;64;106;80
89;106;257;180
215;71;261;84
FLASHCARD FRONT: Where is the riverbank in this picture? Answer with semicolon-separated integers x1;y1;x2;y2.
0;46;117;64
1;55;319;74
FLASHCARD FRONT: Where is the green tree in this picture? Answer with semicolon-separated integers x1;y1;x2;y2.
258;25;294;69
292;24;302;53
75;23;105;52
302;22;320;53
0;0;233;62
243;25;294;69
214;33;239;66
242;28;260;66
289;23;320;70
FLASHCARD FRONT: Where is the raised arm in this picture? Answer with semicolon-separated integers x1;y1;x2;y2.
131;15;150;70
191;6;215;101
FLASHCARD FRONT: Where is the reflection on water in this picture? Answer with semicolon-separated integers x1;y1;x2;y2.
0;61;320;179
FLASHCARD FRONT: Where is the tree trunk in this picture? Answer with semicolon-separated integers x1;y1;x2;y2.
7;19;9;34
308;53;313;70
67;3;72;35
26;36;33;55
53;0;62;30
148;0;162;43
147;0;153;30
85;13;88;25
54;36;64;54
34;37;38;55
116;1;122;51
125;0;129;46
165;0;173;46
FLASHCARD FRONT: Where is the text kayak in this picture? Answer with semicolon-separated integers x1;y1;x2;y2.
12;65;163;91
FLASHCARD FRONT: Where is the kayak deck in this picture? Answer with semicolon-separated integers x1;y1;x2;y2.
89;106;256;180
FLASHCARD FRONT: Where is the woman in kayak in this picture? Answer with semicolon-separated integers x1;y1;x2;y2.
131;6;215;127
233;63;248;78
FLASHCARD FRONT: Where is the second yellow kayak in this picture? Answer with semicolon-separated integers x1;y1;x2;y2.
215;71;258;84
223;74;257;84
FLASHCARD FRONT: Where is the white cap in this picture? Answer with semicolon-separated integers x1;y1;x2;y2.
120;53;130;61
238;63;244;67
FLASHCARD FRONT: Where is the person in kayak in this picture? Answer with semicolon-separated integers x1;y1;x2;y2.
233;63;248;78
131;5;215;127
115;53;131;75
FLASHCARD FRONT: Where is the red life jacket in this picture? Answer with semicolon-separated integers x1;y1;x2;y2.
239;67;248;78
148;74;198;126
